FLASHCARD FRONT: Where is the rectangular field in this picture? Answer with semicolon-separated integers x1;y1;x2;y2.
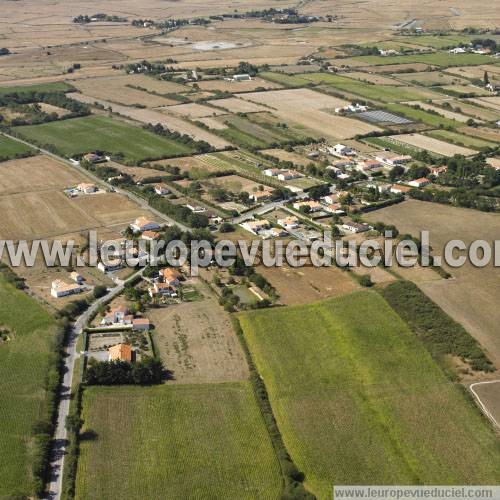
0;135;36;160
392;133;477;156
239;291;500;499
425;129;497;150
352;53;493;67
75;383;282;500
15;115;194;162
0;275;57;497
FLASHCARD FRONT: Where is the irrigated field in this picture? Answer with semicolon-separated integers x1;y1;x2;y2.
239;291;500;499
15;115;194;162
75;383;282;500
0;275;57;497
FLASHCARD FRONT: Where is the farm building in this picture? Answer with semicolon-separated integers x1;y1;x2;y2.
390;184;413;194
132;318;151;331
241;219;271;235
342;221;371;233
408;178;430;188
154;184;170;195
232;74;251;81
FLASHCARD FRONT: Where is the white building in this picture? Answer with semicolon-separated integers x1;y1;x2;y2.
51;280;83;298
130;217;161;233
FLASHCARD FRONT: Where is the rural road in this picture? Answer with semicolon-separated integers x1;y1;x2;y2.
45;269;144;500
469;379;500;429
1;132;190;232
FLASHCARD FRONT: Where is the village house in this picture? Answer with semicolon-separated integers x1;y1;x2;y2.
390;184;413;194
97;258;123;273
154;184;170;196
130;217;161;233
322;194;338;204
277;170;303;181
159;267;182;287
329;159;353;169
241;219;271;235
342;221;371;233
83;152;107;164
50;279;83;298
375;153;412;166
356;159;383;172
323;203;345;215
293;200;322;212
278;216;300;230
141;230;161;241
148;282;177;298
132;318;151;331
330;144;355;157
408;177;430;188
250;190;274;203
108;343;133;362
366;182;391;193
77;182;98;194
263;168;281;177
430;165;448;177
102;305;130;325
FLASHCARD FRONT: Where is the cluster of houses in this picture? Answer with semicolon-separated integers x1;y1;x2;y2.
51;272;86;298
334;103;369;114
240;219;287;238
148;267;182;298
101;304;151;331
264;168;304;181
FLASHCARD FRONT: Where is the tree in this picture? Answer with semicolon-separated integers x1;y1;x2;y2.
484;71;490;86
389;165;405;181
93;285;107;299
359;275;373;287
219;222;235;233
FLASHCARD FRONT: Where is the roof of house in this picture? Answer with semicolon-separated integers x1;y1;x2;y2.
245;219;270;229
412;177;429;184
252;190;274;199
141;230;161;239
77;182;96;190
108;343;132;362
160;268;181;280
391;184;412;192
51;280;81;293
110;305;129;315
133;216;158;228
133;318;150;325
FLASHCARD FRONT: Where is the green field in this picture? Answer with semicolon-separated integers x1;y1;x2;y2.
15;115;194;162
0;82;74;96
76;382;282;500
384;103;460;128
239;291;500;499
353;52;493;67
299;73;438;102
425;129;497;150
0;134;36;160
393;35;473;49
259;71;313;87
0;275;57;497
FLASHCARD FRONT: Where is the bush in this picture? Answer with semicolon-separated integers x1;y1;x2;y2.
358;275;373;287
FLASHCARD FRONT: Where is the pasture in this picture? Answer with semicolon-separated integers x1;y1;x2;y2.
239;291;500;498
0;274;57;497
15;115;194;162
75;383;282;500
0;135;36;160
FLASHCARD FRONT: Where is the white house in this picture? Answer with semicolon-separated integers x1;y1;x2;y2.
277;170;303;181
322;194;338;205
408;177;430;188
264;168;281;177
342;221;371;233
330;144;354;156
241;219;271;235
449;47;467;54
277;216;299;230
97;259;123;273
51;280;83;298
154;184;170;195
130;217;161;233
186;204;206;213
323;204;345;215
232;74;251;81
77;182;97;194
101;305;130;325
293;200;322;212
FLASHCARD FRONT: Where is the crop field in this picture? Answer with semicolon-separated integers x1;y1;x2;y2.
238;89;381;140
299;73;442;102
395;71;470;86
392;34;472;49
468;96;500;111
352;52;493;67
72;77;178;107
239;291;500;498
433;98;500;121
446;64;500;81
391;133;477;156
0;81;74;95
15;115;194;162
342;71;404;86
261;148;320;167
0;274;57;497
458;126;500;143
425;129;497;150
207;174;263;194
193;77;282;92
258;71;313;87
148;283;248;383
75;383;282;500
0;135;36;160
0;155;85;195
441;84;491;96
404;101;473;123
364;199;500;368
165;102;225;119
209;97;268;113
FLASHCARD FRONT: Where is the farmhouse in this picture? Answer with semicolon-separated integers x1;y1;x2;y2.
408;177;430;188
102;305;130;325
342;221;371;233
148;282;177;298
242;219;271;235
323;203;344;214
390;184;413;194
278;216;299;230
264;168;281;177
330;144;354;156
50;280;83;298
131;217;161;233
154;184;170;195
277;170;303;181
77;182;97;194
250;190;274;202
108;343;133;362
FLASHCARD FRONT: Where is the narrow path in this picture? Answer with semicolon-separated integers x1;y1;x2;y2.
469;379;500;429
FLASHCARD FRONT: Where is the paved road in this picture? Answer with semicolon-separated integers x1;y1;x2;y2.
45;269;143;500
1;132;190;232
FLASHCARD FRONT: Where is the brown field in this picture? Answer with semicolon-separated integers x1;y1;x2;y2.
37;102;71;117
106;162;167;181
0;155;86;195
72;77;177;107
446;64;500;81
210;97;269;113
207;174;263;194
343;71;404;86
362;63;437;74
467;96;500;112
69;93;232;149
458;126;500;143
261;148;319;167
392;133;477;157
432;98;500;121
190;77;282;92
162;102;225;119
196;116;229;130
442;84;491;97
148;280;248;383
405;101;474;123
257;263;360;305
238;88;382;140
152;155;222;175
365;199;500;368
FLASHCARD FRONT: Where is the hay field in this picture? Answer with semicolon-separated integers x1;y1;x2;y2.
69;94;231;149
364;200;500;368
238;88;381;140
392;133;477;156
239;291;500;499
0;155;86;195
148;282;248;383
72;77;177;107
75;383;282;500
